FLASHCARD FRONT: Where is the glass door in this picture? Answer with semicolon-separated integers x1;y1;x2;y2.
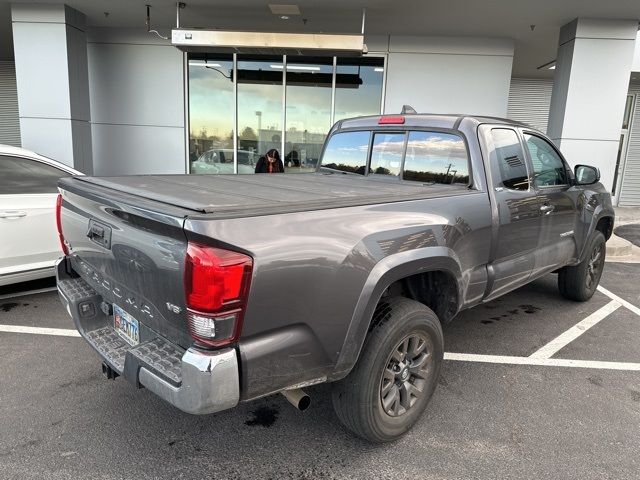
187;56;235;175
284;57;334;173
237;56;284;174
187;53;386;176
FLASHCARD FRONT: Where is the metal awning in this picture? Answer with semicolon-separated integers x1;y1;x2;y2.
171;29;367;56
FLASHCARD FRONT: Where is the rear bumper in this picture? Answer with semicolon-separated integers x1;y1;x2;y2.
56;257;240;415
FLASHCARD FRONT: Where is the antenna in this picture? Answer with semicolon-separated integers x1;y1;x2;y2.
401;105;417;114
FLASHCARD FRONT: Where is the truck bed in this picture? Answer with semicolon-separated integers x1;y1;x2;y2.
69;172;471;218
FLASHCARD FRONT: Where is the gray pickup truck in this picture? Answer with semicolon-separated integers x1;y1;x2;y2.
56;113;613;442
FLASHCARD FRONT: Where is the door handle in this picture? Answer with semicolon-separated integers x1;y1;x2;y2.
0;210;27;219
539;204;555;214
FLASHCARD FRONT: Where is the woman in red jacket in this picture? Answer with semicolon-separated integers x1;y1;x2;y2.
254;148;284;173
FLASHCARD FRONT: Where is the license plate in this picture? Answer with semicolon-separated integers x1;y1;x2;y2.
113;304;140;346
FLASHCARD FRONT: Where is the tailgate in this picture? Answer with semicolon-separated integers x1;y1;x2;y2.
58;178;193;348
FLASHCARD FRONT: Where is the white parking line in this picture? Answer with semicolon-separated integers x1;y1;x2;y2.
597;285;640;317
0;325;80;337
1;325;639;372
3;285;640;372
529;300;621;359
444;353;640;371
0;287;57;301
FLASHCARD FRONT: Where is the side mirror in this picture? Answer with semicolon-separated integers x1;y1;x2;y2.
574;164;600;185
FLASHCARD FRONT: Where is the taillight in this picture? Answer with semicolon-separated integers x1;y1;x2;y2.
184;242;253;347
55;193;69;255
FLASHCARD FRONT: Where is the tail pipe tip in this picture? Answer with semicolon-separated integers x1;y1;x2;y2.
281;388;311;411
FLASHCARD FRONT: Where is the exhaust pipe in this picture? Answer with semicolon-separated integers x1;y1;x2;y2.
101;362;119;380
281;388;310;411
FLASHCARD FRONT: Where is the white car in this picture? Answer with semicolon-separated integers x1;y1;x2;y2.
0;145;81;286
190;149;256;175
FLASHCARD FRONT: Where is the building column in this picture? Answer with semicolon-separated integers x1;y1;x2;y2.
548;18;638;192
11;4;92;173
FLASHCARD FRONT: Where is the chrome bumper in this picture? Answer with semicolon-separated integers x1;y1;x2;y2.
139;347;239;415
56;257;240;415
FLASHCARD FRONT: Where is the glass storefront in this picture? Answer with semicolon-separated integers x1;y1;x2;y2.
188;54;384;175
188;56;235;174
284;57;334;173
334;58;385;122
237;56;283;173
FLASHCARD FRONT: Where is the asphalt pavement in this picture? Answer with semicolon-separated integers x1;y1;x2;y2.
1;263;639;479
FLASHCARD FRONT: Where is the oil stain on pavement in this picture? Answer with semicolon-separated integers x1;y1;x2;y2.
245;405;279;427
480;304;541;324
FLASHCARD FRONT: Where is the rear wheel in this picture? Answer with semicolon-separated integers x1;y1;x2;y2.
558;231;606;302
332;297;443;443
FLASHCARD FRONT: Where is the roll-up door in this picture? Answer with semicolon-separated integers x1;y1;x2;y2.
507;78;553;134
619;82;640;206
0;61;21;147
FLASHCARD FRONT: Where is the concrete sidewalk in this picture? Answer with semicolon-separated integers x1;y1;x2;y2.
608;207;640;262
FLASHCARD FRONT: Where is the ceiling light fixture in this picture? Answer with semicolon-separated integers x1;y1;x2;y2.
374;67;384;72
270;64;321;71
190;62;222;68
280;15;290;20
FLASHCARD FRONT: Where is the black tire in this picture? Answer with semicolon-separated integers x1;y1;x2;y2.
331;297;444;443
558;231;606;302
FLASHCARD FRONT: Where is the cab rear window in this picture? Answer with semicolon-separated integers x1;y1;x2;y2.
320;131;370;175
403;131;469;185
320;129;470;185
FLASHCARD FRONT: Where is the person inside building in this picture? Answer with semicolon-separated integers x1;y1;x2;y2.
255;148;284;173
285;148;300;167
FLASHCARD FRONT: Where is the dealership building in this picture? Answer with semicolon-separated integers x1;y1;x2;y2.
1;0;640;205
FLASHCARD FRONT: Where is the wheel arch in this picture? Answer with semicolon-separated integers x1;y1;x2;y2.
330;247;463;381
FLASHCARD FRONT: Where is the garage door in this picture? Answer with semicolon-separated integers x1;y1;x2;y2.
0;61;21;147
619;82;640;206
507;78;553;134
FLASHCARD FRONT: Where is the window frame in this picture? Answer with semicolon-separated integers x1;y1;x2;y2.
318;126;473;187
0;154;73;196
400;129;471;186
520;130;572;190
487;127;533;193
318;129;373;175
368;130;407;178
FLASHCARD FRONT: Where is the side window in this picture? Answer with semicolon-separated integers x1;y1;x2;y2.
370;132;405;176
320;131;370;175
489;129;529;191
523;133;568;187
0;156;71;195
403;131;469;185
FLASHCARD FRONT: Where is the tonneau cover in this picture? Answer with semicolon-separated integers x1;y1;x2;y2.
75;173;472;217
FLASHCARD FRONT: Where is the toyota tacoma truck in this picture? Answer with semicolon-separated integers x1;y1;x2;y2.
56;113;614;442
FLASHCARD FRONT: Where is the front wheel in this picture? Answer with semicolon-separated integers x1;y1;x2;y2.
331;297;444;443
558;231;606;302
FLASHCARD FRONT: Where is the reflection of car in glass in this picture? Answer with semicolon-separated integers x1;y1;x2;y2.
0;145;82;286
190;149;256;174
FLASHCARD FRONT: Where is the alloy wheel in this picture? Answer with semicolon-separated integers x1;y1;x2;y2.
380;334;433;417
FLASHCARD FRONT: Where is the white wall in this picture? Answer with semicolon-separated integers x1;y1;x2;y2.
87;28;185;176
12;4;92;172
383;36;514;117
631;30;640;72
548;18;638;192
